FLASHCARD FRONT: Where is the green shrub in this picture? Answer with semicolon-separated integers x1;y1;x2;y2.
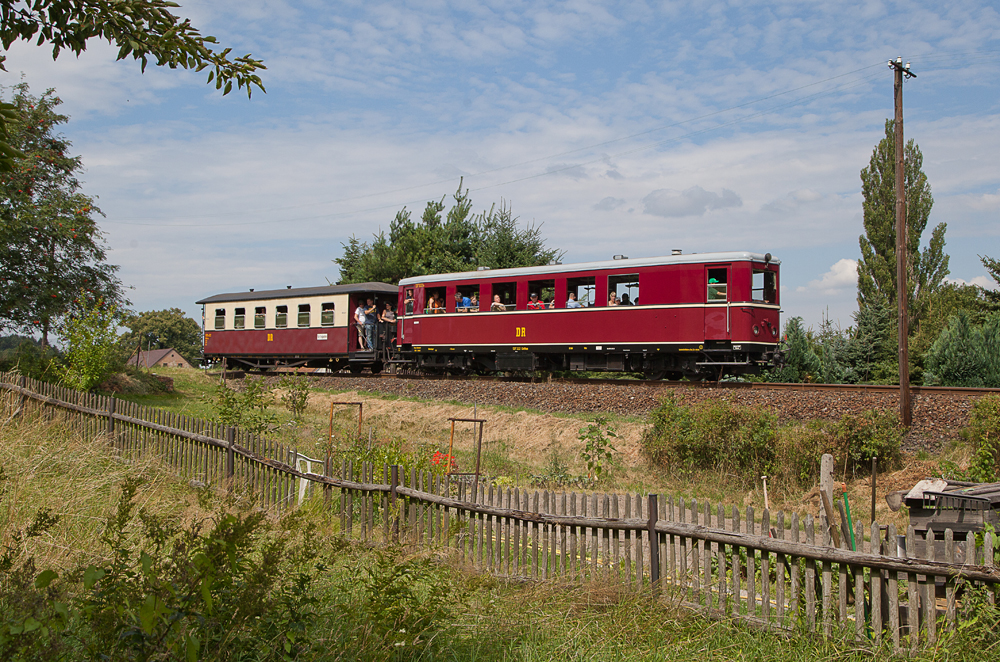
0;478;326;661
579;416;619;482
59;300;125;392
279;373;311;420
773;421;832;487
0;339;61;383
206;377;278;436
966;395;1000;483
831;409;904;474
641;395;778;485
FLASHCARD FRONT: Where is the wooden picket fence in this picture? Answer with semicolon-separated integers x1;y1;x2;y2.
2;370;999;652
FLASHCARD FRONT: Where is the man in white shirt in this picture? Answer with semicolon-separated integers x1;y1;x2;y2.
566;291;583;308
355;302;368;349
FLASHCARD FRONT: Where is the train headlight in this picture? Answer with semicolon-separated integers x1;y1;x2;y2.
771;326;778;337
753;325;760;336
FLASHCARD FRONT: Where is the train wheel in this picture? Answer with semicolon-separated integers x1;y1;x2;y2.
348;364;364;375
370;362;383;375
643;369;667;381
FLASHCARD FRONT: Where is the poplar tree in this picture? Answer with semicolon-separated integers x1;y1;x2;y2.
857;120;949;332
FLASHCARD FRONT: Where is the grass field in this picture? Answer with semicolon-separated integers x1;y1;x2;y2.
4;398;994;661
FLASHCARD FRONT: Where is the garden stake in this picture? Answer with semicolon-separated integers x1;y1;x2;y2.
842;483;857;551
871;456;877;525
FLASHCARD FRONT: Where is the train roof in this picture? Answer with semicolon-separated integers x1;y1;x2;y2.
398;251;779;287
196;282;398;305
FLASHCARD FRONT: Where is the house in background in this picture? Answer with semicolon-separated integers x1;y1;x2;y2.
127;348;193;369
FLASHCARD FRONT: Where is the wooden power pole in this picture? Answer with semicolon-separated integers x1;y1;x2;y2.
890;56;915;427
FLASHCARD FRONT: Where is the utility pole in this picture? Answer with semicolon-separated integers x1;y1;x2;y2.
890;56;915;427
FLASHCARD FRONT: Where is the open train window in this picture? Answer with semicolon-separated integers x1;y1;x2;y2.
403;288;415;315
752;270;776;304
528;279;555;309
214;308;225;330
275;306;288;328
233;308;245;329
566;276;594;308
321;302;335;326
297;304;311;327
454;285;479;312
608;274;639;306
254;306;266;329
424;287;446;313
707;268;728;301
491;281;517;311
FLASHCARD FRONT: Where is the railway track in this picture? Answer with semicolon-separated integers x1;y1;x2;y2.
215;369;1000;398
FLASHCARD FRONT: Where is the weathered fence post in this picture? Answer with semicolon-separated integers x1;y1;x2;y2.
226;427;235;491
14;374;27;418
106;396;117;453
391;464;399;543
648;494;660;597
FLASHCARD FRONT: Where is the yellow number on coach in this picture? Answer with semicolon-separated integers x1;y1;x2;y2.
267;333;274;342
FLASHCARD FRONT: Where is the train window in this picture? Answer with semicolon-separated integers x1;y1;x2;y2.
566;276;594;308
608;274;639;306
528;279;555;309
455;285;479;312
321;302;335;326
233;308;246;329
403;288;415;315
491;282;517;311
424;287;446;314
298;304;311;327
752;270;776;304
254;307;266;329
214;308;225;330
275;305;288;328
707;269;728;301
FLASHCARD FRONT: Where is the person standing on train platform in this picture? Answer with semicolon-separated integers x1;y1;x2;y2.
354;301;368;350
363;297;377;350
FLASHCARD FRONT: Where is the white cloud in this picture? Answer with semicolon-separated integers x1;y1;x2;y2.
796;259;858;295
593;196;626;211
945;275;996;289
641;186;742;218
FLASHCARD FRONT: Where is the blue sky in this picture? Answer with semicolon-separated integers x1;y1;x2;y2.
3;0;1000;333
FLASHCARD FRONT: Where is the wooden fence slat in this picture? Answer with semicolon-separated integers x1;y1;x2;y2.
732;505;742;618
747;506;756;617
888;523;900;653
806;514;816;632
907;525;919;652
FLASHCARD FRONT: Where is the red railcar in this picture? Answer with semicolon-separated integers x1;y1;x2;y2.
197;282;399;372
394;251;780;378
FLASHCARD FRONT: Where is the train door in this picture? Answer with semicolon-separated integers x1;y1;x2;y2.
348;295;364;352
704;265;731;340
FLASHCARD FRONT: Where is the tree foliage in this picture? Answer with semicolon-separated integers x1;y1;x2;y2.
335;182;564;284
0;82;125;346
923;312;1000;387
59;297;122;391
0;1;265;169
771;317;820;383
857;119;948;332
981;254;1000;306
119;307;202;364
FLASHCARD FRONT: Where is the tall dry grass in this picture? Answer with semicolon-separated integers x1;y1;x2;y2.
0;389;198;570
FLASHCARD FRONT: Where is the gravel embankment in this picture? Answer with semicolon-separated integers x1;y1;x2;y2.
305;376;987;452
